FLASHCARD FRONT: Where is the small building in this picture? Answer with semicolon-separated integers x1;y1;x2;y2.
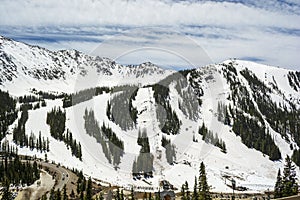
156;190;176;200
156;180;176;200
160;180;174;190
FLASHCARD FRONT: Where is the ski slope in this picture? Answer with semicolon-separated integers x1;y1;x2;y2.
1;37;300;193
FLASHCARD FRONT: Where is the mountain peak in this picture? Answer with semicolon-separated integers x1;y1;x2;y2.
0;36;174;95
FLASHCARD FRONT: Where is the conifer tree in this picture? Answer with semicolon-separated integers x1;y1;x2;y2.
130;186;135;200
148;192;152;200
49;188;55;200
198;162;211;200
121;189;124;200
116;188;121;200
1;178;12;200
56;189;61;200
155;189;160;200
63;184;68;200
282;155;298;197
193;176;198;200
185;181;190;200
181;184;186;200
274;155;299;198
274;169;283;198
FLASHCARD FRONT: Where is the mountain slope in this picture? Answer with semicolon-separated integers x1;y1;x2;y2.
0;36;299;193
0;36;174;95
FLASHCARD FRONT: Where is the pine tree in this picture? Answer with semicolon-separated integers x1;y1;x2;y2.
56;189;61;200
282;155;298;197
116;188;121;200
1;178;12;200
274;169;283;198
193;176;198;200
185;181;190;200
130;186;135;200
63;184;68;200
49;188;55;200
121;189;124;200
148;192;152;200
181;184;186;200
198;162;211;200
38;131;42;151
80;189;84;200
46;137;50;152
155;189;160;200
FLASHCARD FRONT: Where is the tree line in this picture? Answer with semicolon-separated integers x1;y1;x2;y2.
63;86;110;108
181;162;211;200
84;108;124;167
221;63;281;161
46;107;66;140
106;86;138;131
161;135;176;164
46;107;82;160
0;154;40;190
217;101;230;126
132;129;154;178
198;123;227;153
241;68;300;148
12;108;49;153
287;71;300;92
175;75;200;121
232;111;281;160
0;89;17;141
28;131;50;152
151;84;181;135
274;155;299;198
292;149;300;167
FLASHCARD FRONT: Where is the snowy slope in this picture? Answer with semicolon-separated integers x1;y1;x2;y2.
1;37;300;193
0;36;174;96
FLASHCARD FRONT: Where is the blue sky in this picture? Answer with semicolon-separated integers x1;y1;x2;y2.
0;0;299;70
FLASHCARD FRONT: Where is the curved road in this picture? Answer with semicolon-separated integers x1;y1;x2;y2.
41;162;70;191
17;160;72;200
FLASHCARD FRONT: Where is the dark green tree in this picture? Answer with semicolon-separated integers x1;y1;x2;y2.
181;183;187;200
130;187;135;200
185;181;190;200
121;189;124;200
63;184;68;200
274;169;283;198
193;176;198;200
198;162;211;200
116;188;121;200
282;155;298;197
49;188;55;200
155;189;160;200
148;192;152;200
56;189;61;200
1;178;12;200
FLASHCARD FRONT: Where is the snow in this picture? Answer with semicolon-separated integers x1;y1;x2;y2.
0;36;175;96
1;38;300;194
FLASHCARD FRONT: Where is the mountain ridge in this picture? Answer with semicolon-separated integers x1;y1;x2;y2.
0;35;174;95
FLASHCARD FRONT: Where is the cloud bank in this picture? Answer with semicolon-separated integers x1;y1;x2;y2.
0;0;299;70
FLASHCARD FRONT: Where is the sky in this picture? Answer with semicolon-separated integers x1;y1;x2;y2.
0;0;300;70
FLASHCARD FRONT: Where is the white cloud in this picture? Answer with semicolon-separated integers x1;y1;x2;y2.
1;0;299;28
0;0;299;70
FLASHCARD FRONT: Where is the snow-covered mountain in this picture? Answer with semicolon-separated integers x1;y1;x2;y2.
0;36;300;193
0;35;173;95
